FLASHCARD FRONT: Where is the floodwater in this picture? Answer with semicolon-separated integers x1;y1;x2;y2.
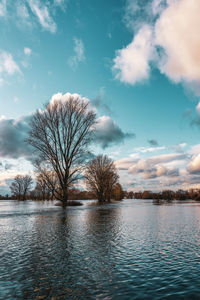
1;199;200;299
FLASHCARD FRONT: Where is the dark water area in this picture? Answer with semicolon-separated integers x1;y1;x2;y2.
1;199;200;299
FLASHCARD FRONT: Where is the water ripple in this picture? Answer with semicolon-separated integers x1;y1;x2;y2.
1;199;200;299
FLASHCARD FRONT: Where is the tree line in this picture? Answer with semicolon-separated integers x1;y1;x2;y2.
134;189;200;201
8;95;125;206
8;175;126;202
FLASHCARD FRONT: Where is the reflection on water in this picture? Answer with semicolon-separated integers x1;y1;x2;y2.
1;199;200;299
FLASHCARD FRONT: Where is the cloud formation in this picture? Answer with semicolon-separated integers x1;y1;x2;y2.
116;151;188;190
94;115;135;149
187;154;200;174
1;0;64;33
113;25;154;84
155;0;200;83
116;144;200;191
0;93;130;160
68;37;85;69
0;50;21;84
49;92;135;149
0;115;32;159
49;92;134;149
0;50;21;75
28;0;56;33
114;0;200;88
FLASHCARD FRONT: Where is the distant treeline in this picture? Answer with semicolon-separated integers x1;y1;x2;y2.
3;189;200;201
134;189;200;201
1;187;134;201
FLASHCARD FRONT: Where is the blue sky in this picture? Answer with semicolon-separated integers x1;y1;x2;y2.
0;0;200;194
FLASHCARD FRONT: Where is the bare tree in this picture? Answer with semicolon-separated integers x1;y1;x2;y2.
85;154;119;202
10;175;33;200
113;183;124;200
34;173;52;200
27;95;96;207
34;169;58;200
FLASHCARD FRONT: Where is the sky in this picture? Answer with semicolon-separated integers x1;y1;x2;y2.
0;0;200;194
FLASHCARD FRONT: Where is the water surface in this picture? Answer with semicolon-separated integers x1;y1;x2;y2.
1;199;200;299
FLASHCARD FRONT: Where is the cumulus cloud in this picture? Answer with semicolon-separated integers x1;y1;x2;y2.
49;92;90;109
189;144;200;155
187;154;200;174
115;157;137;170
155;0;200;83
116;152;187;180
114;0;200;89
0;115;33;159
28;0;56;33
0;93;91;160
0;91;136;196
152;0;166;16
94;116;134;149
68;37;85;69
113;25;154;84
116;143;200;191
46;92;131;149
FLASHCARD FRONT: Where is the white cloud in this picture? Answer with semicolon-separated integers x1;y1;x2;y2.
113;25;154;85
114;0;200;89
49;92;133;149
187;154;200;174
189;144;200;155
115;157;137;170
132;145;166;154
0;51;21;84
115;142;200;191
116;152;187;183
24;47;32;56
28;0;56;33
155;0;200;83
68;37;85;69
0;0;6;17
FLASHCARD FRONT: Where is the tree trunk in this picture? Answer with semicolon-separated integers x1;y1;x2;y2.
62;189;68;208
